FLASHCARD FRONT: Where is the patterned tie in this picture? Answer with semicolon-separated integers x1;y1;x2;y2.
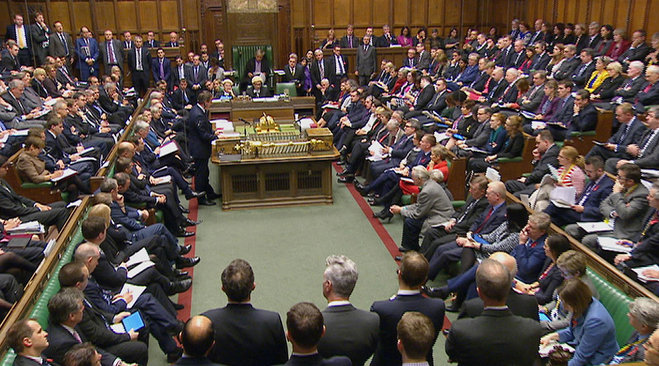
159;59;165;79
17;26;25;48
108;42;115;63
60;33;68;55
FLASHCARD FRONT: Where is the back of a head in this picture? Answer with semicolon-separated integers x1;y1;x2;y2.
286;302;324;349
489;252;518;278
63;343;98;366
48;287;84;325
397;312;435;360
221;259;254;302
476;259;512;303
181;316;215;358
400;252;429;288
58;261;86;288
324;255;358;299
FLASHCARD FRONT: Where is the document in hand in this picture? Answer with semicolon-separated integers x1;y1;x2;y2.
51;168;78;182
549;186;576;208
632;264;659;282
158;141;179;158
367;141;385;162
597;237;633;253
118;283;147;308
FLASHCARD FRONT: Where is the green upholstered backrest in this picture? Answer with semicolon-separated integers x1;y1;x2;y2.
231;45;273;81
276;82;298;97
587;268;634;345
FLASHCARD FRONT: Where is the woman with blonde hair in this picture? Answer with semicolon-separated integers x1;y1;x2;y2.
529;145;586;211
585;56;611;93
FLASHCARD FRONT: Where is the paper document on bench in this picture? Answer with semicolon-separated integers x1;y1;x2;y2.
577;221;614;233
549;186;576;208
51;168;78;182
598;237;633;253
118;283;146;309
127;261;155;278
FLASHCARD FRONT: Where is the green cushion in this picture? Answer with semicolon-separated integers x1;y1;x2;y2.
276;82;298;97
587;269;634;345
107;165;115;178
21;182;53;189
452;200;466;208
570;131;596;137
497;157;522;163
555;141;564;148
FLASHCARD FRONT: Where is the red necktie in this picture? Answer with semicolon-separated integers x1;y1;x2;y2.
474;208;493;233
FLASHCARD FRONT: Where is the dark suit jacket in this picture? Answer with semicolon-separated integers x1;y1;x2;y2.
356;45;377;76
310;59;331;87
202;303;288;366
568;103;598;133
606;117;648;159
174;356;223;365
5;25;31;50
530;52;551;71
151;57;171;83
615;76;646;103
458;288;539;321
285;354;351;366
243;57;271;82
49;32;74;58
328;55;349;81
339;35;358;49
282;64;306;87
0;179;40;219
79;298;132;349
413;84;435;110
185;64;208;88
633;128;659;169
318;304;379;366
246;86;272;98
446;308;542;366
527;144;560;184
370;293;445;366
416;50;431;71
1;91;26;115
553;56;581;81
469;203;507;235
571;61;596;88
99;39;124;71
171;88;195;110
44;322;118;366
375;33;398;47
1;54;20;73
127;47;152;73
637;82;659;108
587;34;603;50
619;43;651;63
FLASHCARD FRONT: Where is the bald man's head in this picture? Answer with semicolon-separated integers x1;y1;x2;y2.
181;316;215;357
489;252;518;278
117;142;135;158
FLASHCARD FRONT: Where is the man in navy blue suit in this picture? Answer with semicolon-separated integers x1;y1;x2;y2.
367;119;419;179
510;212;550;283
185;91;220;205
586;103;647;161
546;156;614;227
370;252;445;366
7;319;51;366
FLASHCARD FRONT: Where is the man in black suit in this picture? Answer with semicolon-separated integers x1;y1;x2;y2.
1;42;21;73
145;31;160;48
375;24;397;47
552;44;581;81
246;76;272;98
505;130;560;197
285;302;351;366
30;12;51;67
0;155;70;230
44;287;138;366
619;30;651;65
458;252;539;321
356;35;377;86
370;252;445;366
446;258;542;365
420;176;489;260
571;48;596;89
174;316;221;366
242;49;270;92
608;105;659;173
339;25;358;49
530;41;551;71
164;32;180;48
4;14;31;67
586;22;602;50
415;43;431;73
328;46;348;86
172;79;195;111
613;61;647;104
152;48;171;85
401;76;435;118
310;49;330;98
7;319;50;366
396;312;436;366
49;21;74;68
99;30;123;75
318;255;379;366
209;39;224;68
202;259;288;365
171;56;186;87
564;89;598;138
127;36;152;97
586;103;647;162
283;54;306;96
185;91;219;204
185;55;208;95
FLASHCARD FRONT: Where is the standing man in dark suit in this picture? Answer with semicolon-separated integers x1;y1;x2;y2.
356;35;377;86
370;252;445;366
285;302;351;366
282;54;306;96
174;316;221;366
152;48;171;85
99;30;123;75
446;259;542;365
202;259;288;366
505;130;560;197
458;252;539;321
4;14;31;67
145;31;160;48
185;55;208;97
318;255;379;366
185;91;219;205
210;39;224;68
30;12;51;67
7;319;50;366
310;49;330;99
76;26;99;81
49;21;74;69
172;56;186;87
127;36;151;97
329;46;348;86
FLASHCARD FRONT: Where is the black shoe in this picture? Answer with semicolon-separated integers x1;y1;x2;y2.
336;170;353;177
374;209;393;222
176;256;200;269
183;218;201;227
198;198;217;206
168;278;192;294
176;229;195;237
178;205;190;214
398;246;410;253
167;348;183;363
179;245;192;255
206;193;221;200
337;176;354;183
175;269;189;277
394;255;402;261
354;182;368;196
422;285;449;300
173;302;185;310
336;159;346;166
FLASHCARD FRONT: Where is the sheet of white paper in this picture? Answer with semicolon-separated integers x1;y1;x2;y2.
598;237;633;253
125;248;150;268
633;264;659;282
549;186;576;208
127;261;155;279
66;199;83;209
118;283;147;309
43;239;56;257
51;168;77;182
576;221;614;233
486;167;501;182
158;141;179;157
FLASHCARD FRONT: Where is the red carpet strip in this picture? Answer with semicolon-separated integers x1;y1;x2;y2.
176;192;198;322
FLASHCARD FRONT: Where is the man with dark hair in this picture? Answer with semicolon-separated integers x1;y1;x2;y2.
318;255;379;365
504;130;559;197
44;287;138;366
186;90;221;205
370;252;445;366
396;312;435;365
174;316;218;365
586;103;647;162
63;343;102;366
445;259;542;365
202;259;288;365
7;319;49;366
285;302;350;366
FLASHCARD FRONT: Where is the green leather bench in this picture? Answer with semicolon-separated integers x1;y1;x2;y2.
587;268;634;345
276;82;298;97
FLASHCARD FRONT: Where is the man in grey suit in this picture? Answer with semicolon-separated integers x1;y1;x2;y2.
49;21;74;68
415;43;431;73
391;165;455;252
99;29;123;75
446;259;542;365
355;35;377;86
318;255;379;366
607;106;659;173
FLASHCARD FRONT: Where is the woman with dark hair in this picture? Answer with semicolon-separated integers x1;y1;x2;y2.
596;25;615;56
488;26;499;39
397;26;413;48
541;22;554;45
444;28;460;55
517;23;531;44
468;115;524;173
541;278;619;366
563;23;576;44
414;27;427;46
552;23;566;48
518;47;536;74
515;234;572;304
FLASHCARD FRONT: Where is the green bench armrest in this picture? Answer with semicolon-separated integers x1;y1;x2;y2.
21;182;54;189
570;131;596;137
497;157;523;163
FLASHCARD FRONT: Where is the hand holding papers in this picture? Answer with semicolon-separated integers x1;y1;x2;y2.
51;168;77;182
598;237;634;253
158;141;179;158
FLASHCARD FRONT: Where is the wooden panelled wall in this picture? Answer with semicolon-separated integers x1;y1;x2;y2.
523;0;658;41
0;0;202;53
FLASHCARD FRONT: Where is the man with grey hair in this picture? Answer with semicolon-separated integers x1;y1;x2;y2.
0;79;45;128
318;255;379;365
613;297;659;363
511;212;551;283
612;61;647;104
